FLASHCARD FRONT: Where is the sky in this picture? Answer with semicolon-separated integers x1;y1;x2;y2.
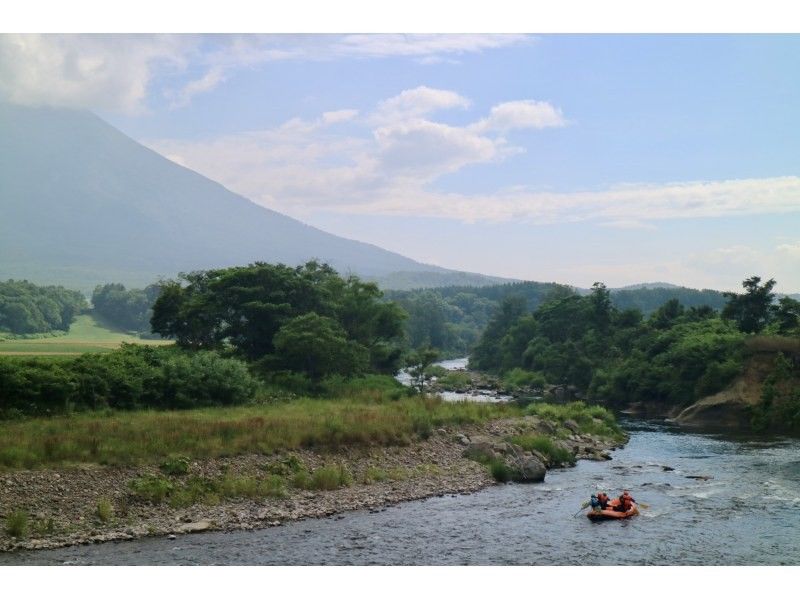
2;33;799;291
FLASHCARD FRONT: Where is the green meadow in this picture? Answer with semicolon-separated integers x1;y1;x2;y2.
0;314;170;356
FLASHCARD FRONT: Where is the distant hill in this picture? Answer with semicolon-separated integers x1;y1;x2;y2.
371;270;517;291
0;103;450;292
613;282;680;291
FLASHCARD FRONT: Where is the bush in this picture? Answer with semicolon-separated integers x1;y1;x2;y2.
160;455;190;476
510;434;575;465
0;345;259;417
5;509;29;538
502;368;547;392
96;498;114;523
363;467;389;484
293;464;352;490
129;475;174;504
489;459;513;482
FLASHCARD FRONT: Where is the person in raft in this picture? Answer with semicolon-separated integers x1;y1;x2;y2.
589;492;611;511
613;490;636;512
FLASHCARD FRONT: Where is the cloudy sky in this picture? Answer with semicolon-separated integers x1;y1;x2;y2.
2;33;799;291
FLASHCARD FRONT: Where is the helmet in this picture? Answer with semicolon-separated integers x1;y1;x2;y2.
623;490;630;496
591;494;597;498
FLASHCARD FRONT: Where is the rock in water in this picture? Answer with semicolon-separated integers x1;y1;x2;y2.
511;456;547;483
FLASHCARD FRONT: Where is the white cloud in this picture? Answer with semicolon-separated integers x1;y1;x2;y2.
372;86;470;124
373;119;502;181
0;34;189;114
167;66;226;109
470;100;567;132
688;242;800;292
331;34;530;58
0;33;530;112
321;109;359;125
148;86;547;209
776;242;800;259
146;84;800;233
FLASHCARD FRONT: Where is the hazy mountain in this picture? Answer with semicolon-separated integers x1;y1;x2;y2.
370;270;517;291
0;103;456;291
613;282;680;291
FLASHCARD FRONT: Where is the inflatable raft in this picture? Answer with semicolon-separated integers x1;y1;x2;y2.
587;498;639;520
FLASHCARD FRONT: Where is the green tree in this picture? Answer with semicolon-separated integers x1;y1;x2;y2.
406;346;441;392
722;276;776;333
773;297;800;335
272;313;368;380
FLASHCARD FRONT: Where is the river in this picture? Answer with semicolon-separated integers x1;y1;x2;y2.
3;420;799;565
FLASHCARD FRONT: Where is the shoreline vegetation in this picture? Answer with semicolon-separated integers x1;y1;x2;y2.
0;395;625;552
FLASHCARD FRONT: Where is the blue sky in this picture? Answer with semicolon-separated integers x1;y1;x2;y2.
2;34;799;290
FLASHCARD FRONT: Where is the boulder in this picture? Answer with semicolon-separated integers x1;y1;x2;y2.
563;419;581;434
178;519;213;533
462;444;496;462
510;456;546;483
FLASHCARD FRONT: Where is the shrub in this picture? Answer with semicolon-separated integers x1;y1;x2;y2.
160;455;190;476
129;475;174;504
5;510;29;538
489;459;513;482
0;345;259;417
510;434;575;465
96;498;114;523
363;467;389;484
502;368;546;392
312;465;352;490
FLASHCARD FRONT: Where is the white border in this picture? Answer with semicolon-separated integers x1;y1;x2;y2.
3;0;800;33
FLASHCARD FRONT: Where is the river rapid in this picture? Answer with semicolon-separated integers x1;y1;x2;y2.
3;420;799;565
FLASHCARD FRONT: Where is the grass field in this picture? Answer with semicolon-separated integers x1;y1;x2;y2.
0;314;171;356
0;396;521;469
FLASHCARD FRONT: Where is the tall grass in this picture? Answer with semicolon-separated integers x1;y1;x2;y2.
526;401;625;441
0;396;519;469
508;434;575;465
5;510;29;538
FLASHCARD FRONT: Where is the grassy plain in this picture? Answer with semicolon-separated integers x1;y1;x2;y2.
0;314;170;356
0;395;521;469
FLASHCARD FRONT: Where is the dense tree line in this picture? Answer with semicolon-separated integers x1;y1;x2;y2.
384;281;757;357
151;261;406;380
0;280;87;334
0;345;258;417
469;277;800;411
92;283;161;333
384;281;571;356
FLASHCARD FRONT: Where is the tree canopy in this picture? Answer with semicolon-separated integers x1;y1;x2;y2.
0;280;87;334
150;261;406;377
722;276;776;334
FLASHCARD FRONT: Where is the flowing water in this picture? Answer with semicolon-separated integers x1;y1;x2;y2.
397;357;512;403
3;421;799;565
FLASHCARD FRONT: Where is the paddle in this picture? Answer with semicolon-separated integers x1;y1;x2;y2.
573;501;590;517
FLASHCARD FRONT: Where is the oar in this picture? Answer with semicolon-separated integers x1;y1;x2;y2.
573;502;589;517
637;502;650;509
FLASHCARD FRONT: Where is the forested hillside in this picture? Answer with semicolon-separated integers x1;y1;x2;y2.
468;277;800;430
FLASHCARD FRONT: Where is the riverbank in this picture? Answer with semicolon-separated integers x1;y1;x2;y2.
0;410;624;553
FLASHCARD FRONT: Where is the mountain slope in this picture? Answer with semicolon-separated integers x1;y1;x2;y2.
0;103;448;290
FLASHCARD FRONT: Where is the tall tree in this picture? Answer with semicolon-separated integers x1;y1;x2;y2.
722;276;776;333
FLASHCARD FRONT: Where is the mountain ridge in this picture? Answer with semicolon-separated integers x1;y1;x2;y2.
0;103;462;291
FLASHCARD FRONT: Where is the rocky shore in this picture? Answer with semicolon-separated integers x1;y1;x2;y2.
0;415;624;553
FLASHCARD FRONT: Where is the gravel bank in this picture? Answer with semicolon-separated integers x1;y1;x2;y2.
0;416;624;553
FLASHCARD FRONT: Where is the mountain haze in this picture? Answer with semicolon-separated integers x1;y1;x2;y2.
0;103;470;291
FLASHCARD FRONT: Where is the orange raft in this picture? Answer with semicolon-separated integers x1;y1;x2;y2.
587;498;639;520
